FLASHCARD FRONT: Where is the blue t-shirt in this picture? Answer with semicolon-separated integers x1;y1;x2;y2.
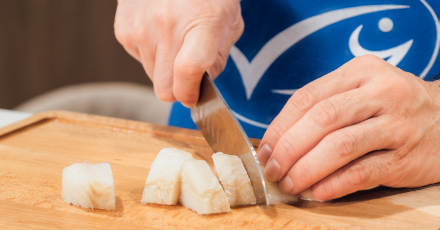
169;0;440;139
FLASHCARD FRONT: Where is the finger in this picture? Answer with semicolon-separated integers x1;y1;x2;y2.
208;17;244;79
135;20;157;83
174;24;228;107
207;35;236;79
138;46;156;82
299;150;393;201
258;55;382;164
264;86;382;182
114;1;141;62
152;42;180;102
279;116;393;195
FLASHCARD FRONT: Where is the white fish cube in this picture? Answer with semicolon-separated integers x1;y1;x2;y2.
141;148;194;205
239;153;297;204
261;166;298;204
62;162;115;211
212;152;256;206
179;159;231;215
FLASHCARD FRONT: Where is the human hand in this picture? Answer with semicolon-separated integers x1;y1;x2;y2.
257;54;440;201
114;0;243;107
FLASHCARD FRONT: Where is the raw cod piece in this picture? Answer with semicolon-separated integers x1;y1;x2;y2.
261;166;298;204
265;180;298;204
61;162;115;211
239;152;297;204
180;159;231;215
212;152;256;206
141;148;194;205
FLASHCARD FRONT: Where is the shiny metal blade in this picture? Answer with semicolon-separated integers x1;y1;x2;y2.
191;73;269;207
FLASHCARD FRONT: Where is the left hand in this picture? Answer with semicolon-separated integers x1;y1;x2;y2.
257;54;440;201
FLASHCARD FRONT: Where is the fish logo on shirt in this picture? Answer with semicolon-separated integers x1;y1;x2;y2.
227;1;439;129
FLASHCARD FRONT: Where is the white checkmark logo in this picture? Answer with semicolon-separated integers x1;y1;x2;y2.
230;5;410;100
230;1;439;130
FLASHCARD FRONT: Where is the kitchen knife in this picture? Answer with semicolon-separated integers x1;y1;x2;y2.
191;72;269;207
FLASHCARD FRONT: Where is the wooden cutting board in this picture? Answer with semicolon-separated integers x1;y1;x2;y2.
1;111;440;230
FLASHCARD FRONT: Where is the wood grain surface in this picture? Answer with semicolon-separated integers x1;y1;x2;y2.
0;111;440;230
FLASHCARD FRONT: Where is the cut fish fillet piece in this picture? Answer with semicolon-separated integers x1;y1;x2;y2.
261;166;298;204
212;152;256;206
265;180;298;204
180;159;231;215
141;148;194;205
62;162;115;211
239;152;297;204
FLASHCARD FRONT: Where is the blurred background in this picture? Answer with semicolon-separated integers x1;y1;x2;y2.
0;0;170;124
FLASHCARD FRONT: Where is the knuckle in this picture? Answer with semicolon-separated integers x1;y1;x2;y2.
152;7;173;28
351;54;385;75
235;17;245;36
266;118;288;142
295;162;314;186
132;23;148;42
114;23;128;44
290;85;320;114
208;53;229;78
327;131;357;159
384;163;408;187
389;148;410;166
387;122;406;148
133;8;175;42
316;180;337;201
197;5;228;21
354;54;382;66
207;7;227;20
309;99;339;128
390;76;413;97
181;5;228;30
216;52;229;71
345;163;369;186
276;136;297;161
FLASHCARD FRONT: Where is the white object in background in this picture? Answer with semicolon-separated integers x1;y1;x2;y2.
14;82;172;125
0;109;31;128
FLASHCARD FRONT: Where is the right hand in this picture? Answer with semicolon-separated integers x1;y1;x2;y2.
114;0;244;107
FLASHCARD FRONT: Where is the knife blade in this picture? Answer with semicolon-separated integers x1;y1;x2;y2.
191;72;269;207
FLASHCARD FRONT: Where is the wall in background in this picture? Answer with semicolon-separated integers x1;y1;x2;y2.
0;0;151;109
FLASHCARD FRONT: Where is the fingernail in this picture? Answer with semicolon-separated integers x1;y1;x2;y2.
257;144;272;166
280;176;294;194
264;159;280;182
299;188;313;201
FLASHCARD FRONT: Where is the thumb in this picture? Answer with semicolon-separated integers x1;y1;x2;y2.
173;24;228;108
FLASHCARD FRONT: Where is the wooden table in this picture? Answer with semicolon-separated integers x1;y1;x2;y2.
1;111;439;229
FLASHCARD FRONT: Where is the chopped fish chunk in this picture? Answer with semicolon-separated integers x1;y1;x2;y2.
261;166;298;204
62;162;115;211
180;159;231;215
141;148;194;205
212;152;256;206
